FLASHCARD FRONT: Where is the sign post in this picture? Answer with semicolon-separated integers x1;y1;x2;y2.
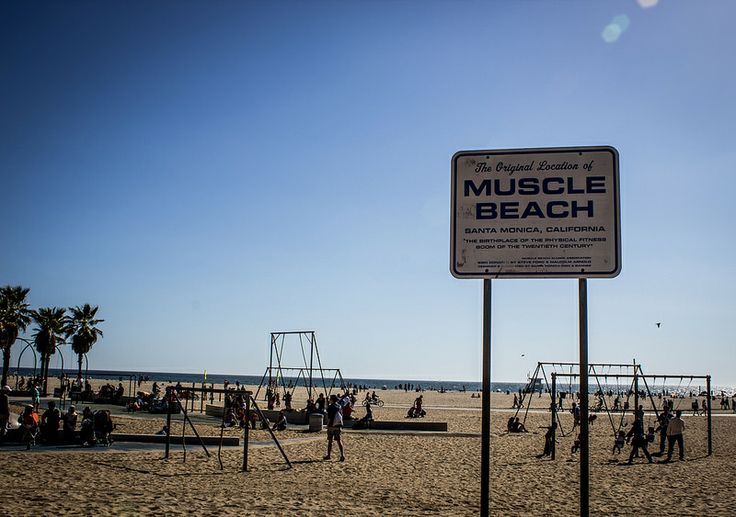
480;278;491;517
450;147;620;516
578;278;589;517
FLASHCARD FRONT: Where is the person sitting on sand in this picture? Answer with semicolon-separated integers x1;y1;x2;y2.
510;417;528;433
41;401;62;444
62;406;78;442
506;416;515;432
316;393;326;414
114;383;125;402
305;399;317;415
272;410;288;432
80;407;95;446
536;423;556;459
342;400;354;420
357;403;374;429
407;396;426;418
415;395;423;413
223;408;237;427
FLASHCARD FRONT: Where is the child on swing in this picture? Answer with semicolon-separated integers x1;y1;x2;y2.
613;430;626;454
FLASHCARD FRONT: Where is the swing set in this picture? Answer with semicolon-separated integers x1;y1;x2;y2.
515;361;638;439
255;331;345;402
163;386;292;472
549;369;713;460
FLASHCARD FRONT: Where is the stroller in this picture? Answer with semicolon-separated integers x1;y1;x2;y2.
93;410;114;446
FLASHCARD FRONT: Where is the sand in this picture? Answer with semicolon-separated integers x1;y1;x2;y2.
2;379;735;515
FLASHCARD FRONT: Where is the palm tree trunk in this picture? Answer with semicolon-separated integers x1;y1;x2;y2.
37;354;45;391
1;347;10;387
42;353;50;396
77;353;83;383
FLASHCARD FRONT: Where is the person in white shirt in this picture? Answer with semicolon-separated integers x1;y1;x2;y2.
665;410;685;461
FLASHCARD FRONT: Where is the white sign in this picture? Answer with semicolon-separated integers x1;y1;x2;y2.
450;146;621;278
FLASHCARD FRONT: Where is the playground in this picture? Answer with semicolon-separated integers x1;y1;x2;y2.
1;385;735;516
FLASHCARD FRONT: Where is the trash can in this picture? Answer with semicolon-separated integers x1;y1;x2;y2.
309;413;323;432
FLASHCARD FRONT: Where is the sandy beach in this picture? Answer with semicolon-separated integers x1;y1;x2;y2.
2;379;735;516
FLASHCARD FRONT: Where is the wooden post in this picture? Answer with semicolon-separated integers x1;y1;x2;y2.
164;388;172;459
242;394;250;472
706;375;712;456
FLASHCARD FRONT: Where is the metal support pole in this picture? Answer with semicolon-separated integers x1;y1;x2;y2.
249;396;292;468
268;335;274;390
633;360;639;422
551;372;557;460
242;394;250;472
480;279;492;517
578;279;589;517
164;389;173;459
309;333;315;400
706;375;712;456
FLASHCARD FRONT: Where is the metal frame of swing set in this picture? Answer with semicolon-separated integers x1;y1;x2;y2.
514;361;640;438
255;331;345;402
163;386;292;472
548;370;713;460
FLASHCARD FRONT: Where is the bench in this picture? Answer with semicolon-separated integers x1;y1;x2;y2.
111;433;239;446
345;420;448;432
205;405;317;426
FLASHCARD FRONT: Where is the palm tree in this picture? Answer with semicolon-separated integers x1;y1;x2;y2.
31;307;67;395
0;286;32;387
66;304;104;382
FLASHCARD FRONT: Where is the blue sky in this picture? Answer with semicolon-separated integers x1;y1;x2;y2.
2;1;735;385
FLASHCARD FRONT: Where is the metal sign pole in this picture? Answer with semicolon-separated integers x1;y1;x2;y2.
551;372;557;460
578;279;589;517
480;278;492;517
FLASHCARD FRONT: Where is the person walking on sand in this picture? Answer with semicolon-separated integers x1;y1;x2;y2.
324;394;344;462
571;402;581;431
625;418;653;464
691;398;699;416
664;410;685;462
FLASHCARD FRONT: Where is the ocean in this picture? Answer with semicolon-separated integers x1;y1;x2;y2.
10;367;731;395
11;367;523;392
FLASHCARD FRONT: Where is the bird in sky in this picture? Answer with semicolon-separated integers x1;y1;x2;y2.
656;322;661;328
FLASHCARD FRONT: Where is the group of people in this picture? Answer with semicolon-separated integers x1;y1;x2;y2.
11;398;114;450
536;402;688;465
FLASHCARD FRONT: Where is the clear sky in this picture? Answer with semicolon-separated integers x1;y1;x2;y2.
2;1;735;386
